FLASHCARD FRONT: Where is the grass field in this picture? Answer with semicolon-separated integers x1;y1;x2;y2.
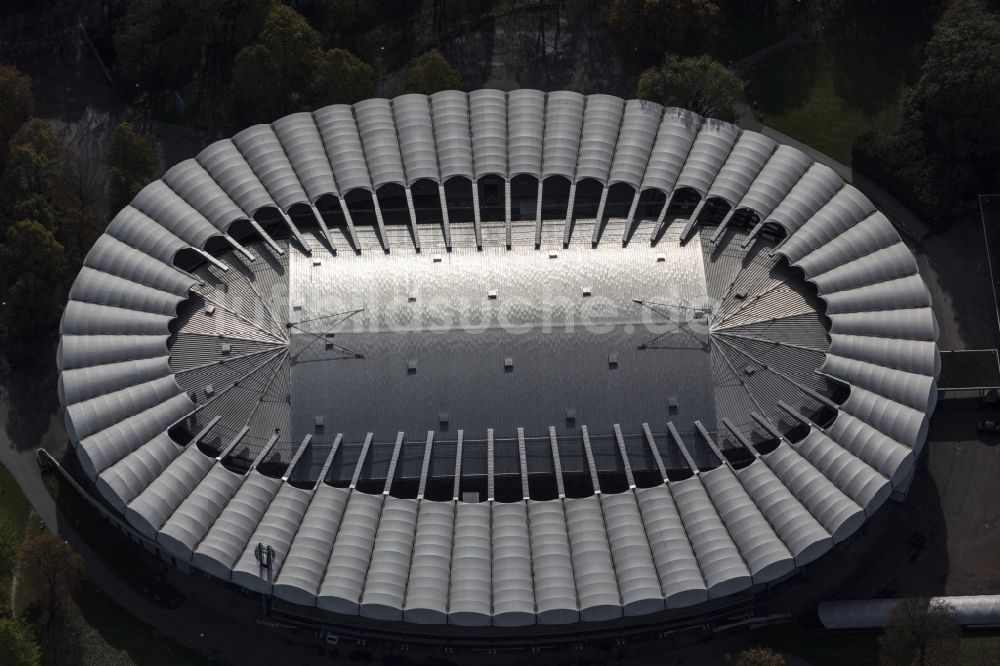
748;42;922;164
0;463;31;612
754;624;1000;665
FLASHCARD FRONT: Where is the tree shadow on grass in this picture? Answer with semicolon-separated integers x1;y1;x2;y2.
749;45;822;117
1;339;61;453
831;42;922;118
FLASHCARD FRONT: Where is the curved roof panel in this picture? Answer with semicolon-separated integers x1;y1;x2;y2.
354;98;407;189
430;91;474;181
574;94;625;183
705;131;778;206
607;99;663;189
163;159;248;232
195;139;276;216
272;112;341;201
232;124;310;210
640;107;703;194
392;94;441;185
471;89;510;178
541;91;586;180
736;145;813;218
673;119;741;196
312;105;373;193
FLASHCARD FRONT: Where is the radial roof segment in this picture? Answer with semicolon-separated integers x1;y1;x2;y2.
58;90;939;631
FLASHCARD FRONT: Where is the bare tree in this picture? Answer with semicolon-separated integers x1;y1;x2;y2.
880;598;961;666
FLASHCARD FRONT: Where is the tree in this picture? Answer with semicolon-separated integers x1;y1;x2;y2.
259;3;323;110
3;118;64;204
902;0;1000;164
401;50;462;95
14;533;83;625
637;55;744;121
230;44;283;123
106;122;158;215
879;598;961;666
114;0;206;94
310;48;375;106
0;221;68;354
734;646;784;666
314;0;374;39
851;0;1000;223
607;0;720;60
0;66;34;164
0;618;41;666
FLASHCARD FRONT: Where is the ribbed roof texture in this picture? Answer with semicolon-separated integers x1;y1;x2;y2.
58;90;939;628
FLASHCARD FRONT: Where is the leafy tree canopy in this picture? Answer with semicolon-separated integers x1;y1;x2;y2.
3;118;64;203
734;646;785;666
13;532;83;626
0;618;41;666
0;220;68;345
114;0;206;92
401;49;462;95
106;122;158;215
852;0;1000;222
637;54;744;121
116;0;274;95
311;48;375;106
314;0;375;39
259;2;323;104
879;598;961;666
0;65;34;164
902;0;1000;163
231;43;284;123
607;0;720;60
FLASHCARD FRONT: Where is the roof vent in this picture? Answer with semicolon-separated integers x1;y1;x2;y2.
407;360;417;374
221;342;231;355
608;354;619;368
204;304;215;316
504;357;514;371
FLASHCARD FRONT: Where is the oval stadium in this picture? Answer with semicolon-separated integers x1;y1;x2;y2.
57;90;940;634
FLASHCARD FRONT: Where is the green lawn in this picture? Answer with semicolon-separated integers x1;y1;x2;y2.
748;42;922;164
753;624;1000;666
0;463;31;612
